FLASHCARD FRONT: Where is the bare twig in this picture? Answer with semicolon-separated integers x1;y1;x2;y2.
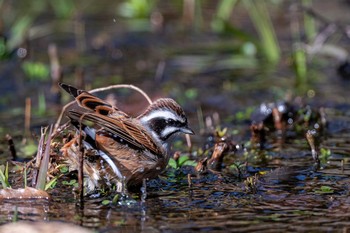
32;128;46;187
48;43;63;104
306;130;320;170
6;134;17;160
36;125;53;190
25;97;31;136
89;84;152;105
77;113;89;207
187;173;192;188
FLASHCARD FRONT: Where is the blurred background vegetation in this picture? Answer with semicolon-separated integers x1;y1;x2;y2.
0;0;350;135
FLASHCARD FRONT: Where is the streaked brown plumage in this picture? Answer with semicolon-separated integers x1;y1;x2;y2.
59;83;194;193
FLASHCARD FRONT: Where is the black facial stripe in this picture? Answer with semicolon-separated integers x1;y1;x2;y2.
148;117;167;137
149;117;187;142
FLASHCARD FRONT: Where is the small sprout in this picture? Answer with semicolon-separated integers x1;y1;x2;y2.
59;165;69;174
112;194;120;204
230;161;246;179
167;158;177;169
45;177;58;190
102;199;110;205
244;174;259;194
62;179;79;188
168;153;197;169
215;127;227;138
178;155;197;167
314;186;334;194
319;148;331;163
0;162;11;188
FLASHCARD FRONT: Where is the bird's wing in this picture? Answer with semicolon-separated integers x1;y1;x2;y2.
68;110;163;157
59;82;129;117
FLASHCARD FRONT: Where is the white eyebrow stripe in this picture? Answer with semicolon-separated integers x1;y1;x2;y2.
161;126;179;138
139;110;180;123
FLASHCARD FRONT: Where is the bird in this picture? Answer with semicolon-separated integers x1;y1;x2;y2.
59;83;194;194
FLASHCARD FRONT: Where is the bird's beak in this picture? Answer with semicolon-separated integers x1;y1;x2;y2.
181;127;195;135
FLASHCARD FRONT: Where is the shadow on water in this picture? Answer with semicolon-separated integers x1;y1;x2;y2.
1;1;350;232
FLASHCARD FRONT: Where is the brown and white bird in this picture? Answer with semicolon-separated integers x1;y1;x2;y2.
59;83;194;193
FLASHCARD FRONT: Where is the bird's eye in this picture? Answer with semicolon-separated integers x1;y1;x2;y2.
166;119;174;124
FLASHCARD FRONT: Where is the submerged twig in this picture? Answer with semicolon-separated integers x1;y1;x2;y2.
141;179;147;203
6;134;17;161
250;122;266;148
187;173;192;189
208;142;229;171
306;130;320;170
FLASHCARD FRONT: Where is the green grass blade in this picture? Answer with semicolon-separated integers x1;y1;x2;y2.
243;0;280;64
211;0;238;32
302;0;316;42
0;162;11;188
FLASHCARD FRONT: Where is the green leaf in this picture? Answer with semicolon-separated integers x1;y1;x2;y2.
168;158;177;169
178;155;190;167
45;177;58;190
0;164;11;188
112;194;120;204
182;160;197;167
102;200;110;205
314;185;334;194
